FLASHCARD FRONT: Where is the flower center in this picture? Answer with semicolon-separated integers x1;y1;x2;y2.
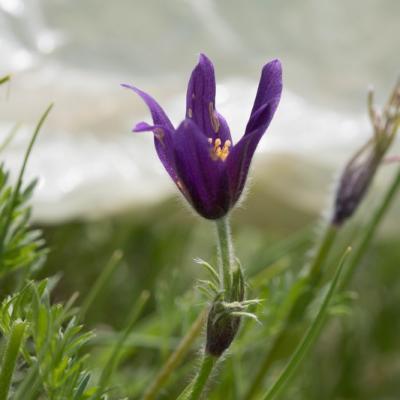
208;138;231;161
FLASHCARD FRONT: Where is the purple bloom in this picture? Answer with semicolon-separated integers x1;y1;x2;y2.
122;54;282;219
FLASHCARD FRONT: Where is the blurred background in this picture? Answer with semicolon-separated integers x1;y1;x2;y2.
0;1;400;399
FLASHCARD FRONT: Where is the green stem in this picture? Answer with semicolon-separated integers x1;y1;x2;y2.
244;222;338;400
189;354;217;400
142;308;207;400
215;217;234;295
341;167;400;288
0;321;27;400
308;224;338;282
262;248;351;400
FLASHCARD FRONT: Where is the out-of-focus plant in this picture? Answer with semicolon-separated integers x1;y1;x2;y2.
0;87;114;399
1;64;398;400
0;106;51;279
244;79;400;399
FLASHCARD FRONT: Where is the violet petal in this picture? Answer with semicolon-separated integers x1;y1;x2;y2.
245;59;282;135
186;54;232;142
121;83;174;131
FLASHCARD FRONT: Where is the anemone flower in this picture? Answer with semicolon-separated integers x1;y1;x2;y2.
122;54;282;219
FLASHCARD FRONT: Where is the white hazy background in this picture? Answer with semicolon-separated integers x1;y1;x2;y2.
0;0;398;222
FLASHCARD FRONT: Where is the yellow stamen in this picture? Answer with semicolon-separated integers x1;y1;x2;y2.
209;138;231;161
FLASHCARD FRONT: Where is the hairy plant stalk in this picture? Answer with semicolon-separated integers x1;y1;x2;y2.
215;217;234;294
143;308;207;400
0;321;27;400
188;355;217;400
178;217;238;399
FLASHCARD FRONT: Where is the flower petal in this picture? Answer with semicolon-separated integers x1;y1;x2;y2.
122;84;178;181
245;59;282;135
186;54;231;142
225;60;282;207
130;121;177;182
173;119;230;219
121;83;174;131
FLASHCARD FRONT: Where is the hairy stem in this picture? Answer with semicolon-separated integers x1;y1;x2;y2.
143;308;207;400
189;355;217;400
215;217;234;295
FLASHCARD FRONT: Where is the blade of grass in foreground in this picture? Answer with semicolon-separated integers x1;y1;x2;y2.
143;307;207;400
78;250;123;321
98;290;150;393
261;247;351;400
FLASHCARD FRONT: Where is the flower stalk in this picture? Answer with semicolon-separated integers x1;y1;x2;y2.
188;355;217;400
308;224;338;282
215;217;234;294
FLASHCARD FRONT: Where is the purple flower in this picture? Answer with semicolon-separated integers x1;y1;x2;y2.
122;54;282;219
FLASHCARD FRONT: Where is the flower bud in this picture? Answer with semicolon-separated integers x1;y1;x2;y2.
205;262;244;357
332;155;379;226
332;79;400;226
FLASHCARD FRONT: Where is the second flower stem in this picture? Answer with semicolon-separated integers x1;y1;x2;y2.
244;222;339;400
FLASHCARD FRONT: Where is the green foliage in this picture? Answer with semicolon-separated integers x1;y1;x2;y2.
0;166;45;277
0;103;112;400
0;279;99;400
0;74;399;400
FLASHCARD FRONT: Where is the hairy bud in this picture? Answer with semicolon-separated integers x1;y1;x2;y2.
205;262;245;357
332;79;400;226
332;155;379;225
